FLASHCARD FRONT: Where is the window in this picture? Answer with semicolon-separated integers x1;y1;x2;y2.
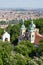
32;35;34;37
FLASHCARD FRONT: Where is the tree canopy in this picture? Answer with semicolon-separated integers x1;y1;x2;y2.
0;18;43;65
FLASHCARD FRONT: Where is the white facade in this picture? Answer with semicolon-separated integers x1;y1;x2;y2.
29;32;35;43
21;27;26;36
29;20;36;43
20;24;26;36
2;32;10;42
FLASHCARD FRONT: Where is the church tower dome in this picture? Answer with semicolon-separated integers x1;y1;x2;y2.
29;20;36;43
20;20;26;36
29;20;36;32
21;23;26;29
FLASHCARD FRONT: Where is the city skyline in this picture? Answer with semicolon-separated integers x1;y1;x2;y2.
0;0;43;9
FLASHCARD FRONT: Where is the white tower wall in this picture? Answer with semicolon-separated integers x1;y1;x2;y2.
30;32;35;43
29;20;36;43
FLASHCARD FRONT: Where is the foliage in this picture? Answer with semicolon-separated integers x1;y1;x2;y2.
28;57;43;65
0;41;14;65
6;25;12;34
6;23;20;42
0;28;4;38
0;40;43;65
0;18;43;65
34;18;43;34
14;41;36;57
0;21;6;25
37;42;43;56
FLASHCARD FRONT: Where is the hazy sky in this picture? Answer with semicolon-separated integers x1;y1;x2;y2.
0;0;43;9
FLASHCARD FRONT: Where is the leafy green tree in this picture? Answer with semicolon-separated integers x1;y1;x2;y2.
34;18;43;34
0;58;3;65
10;24;20;42
14;41;36;57
0;28;4;38
37;42;43;56
6;25;12;34
0;41;14;65
0;21;6;25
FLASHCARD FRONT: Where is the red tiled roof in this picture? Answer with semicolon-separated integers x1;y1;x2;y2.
34;32;43;45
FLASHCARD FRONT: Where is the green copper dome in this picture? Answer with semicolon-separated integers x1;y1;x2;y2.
29;20;36;32
21;24;26;29
30;20;36;29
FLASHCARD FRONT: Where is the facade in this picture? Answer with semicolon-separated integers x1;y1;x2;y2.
2;31;10;42
28;20;36;43
18;20;43;45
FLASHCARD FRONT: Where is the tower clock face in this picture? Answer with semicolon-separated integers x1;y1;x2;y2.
31;35;34;40
32;35;34;37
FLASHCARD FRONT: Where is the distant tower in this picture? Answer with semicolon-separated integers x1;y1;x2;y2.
29;20;36;43
20;19;26;36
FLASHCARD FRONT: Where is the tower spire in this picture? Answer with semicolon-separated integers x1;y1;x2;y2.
31;20;33;25
22;19;24;25
29;20;36;31
20;19;26;36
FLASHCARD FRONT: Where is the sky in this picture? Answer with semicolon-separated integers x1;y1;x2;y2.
0;0;43;9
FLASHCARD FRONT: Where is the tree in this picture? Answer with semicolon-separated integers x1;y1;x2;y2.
0;41;14;65
10;24;20;42
37;42;43;56
0;28;4;39
34;18;43;34
14;41;36;57
6;25;12;34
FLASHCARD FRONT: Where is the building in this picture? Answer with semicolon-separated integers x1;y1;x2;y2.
18;20;43;45
2;30;10;42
